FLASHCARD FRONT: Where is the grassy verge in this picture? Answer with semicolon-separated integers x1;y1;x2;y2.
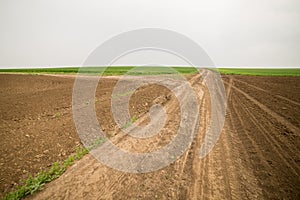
0;66;199;76
3;138;106;200
217;68;300;76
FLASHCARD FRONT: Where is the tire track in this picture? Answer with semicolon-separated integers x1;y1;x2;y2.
200;77;234;200
238;95;300;176
228;97;262;199
189;74;234;199
221;79;249;199
103;74;204;199
226;77;234;102
226;78;299;153
230;93;300;199
198;108;210;200
189;81;208;200
233;78;300;106
233;96;272;198
219;76;242;199
224;82;299;135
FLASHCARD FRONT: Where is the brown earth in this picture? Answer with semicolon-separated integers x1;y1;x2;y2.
0;74;80;198
0;73;299;199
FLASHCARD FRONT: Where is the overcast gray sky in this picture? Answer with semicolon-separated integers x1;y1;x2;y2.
0;0;299;68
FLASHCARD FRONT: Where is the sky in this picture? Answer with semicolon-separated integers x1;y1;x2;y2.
0;0;299;68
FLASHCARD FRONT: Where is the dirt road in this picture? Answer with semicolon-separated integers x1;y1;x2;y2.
1;73;299;199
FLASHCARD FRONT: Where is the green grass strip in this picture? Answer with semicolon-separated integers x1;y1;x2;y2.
218;68;300;76
3;138;106;200
0;66;199;76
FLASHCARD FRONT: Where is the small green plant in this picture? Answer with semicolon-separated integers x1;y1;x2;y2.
122;116;138;129
95;98;101;103
3;147;85;200
75;146;89;160
3;137;108;200
131;116;138;122
52;112;62;118
86;137;107;152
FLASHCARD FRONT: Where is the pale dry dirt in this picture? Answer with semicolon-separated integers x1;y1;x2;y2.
0;73;299;199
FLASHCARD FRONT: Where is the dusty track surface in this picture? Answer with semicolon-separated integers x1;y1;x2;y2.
0;73;300;199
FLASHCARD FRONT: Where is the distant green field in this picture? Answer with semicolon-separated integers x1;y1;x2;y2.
1;67;299;76
217;68;300;76
0;66;199;76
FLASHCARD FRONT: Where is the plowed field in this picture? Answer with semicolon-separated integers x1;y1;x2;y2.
0;73;299;199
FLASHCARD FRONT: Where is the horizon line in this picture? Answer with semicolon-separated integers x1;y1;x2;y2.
0;65;300;69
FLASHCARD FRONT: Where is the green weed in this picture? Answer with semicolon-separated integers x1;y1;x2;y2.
2;143;101;200
122;116;138;129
